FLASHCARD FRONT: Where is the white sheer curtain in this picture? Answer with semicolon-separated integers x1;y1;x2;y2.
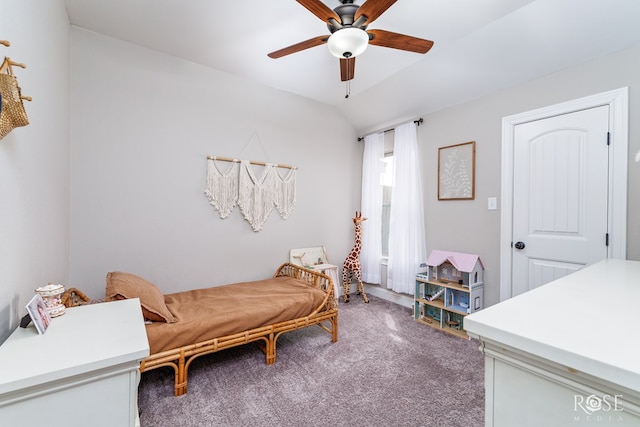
387;122;427;294
359;132;384;284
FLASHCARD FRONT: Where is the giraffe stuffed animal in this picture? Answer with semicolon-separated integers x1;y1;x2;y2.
342;211;369;303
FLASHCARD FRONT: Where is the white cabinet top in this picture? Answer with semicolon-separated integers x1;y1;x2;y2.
0;299;149;394
464;259;640;392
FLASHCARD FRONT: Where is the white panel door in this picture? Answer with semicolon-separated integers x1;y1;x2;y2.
511;105;609;296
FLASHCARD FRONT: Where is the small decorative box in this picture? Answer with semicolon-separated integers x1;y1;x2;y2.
35;283;66;317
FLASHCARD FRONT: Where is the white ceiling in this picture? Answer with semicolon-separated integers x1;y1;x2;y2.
64;0;640;133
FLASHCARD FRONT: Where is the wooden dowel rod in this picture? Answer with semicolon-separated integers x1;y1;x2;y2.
0;57;26;74
21;96;32;102
9;60;26;68
207;156;296;170
207;155;236;162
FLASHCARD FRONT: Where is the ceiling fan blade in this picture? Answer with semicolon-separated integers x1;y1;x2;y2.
340;57;355;81
368;29;434;54
354;0;397;25
268;35;328;59
296;0;341;23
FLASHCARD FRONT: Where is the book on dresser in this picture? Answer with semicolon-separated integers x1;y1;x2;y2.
414;250;484;339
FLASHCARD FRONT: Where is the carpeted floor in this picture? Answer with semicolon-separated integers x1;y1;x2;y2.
138;295;485;427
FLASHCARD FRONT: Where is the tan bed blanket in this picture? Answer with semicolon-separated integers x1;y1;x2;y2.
145;276;327;354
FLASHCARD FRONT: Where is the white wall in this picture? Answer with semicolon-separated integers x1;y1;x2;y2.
69;29;361;298
70;32;640;306
419;43;640;306
0;0;70;343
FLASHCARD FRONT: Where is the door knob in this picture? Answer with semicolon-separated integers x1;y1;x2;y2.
514;241;526;250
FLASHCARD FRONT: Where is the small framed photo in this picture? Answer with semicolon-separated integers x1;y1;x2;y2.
25;294;51;334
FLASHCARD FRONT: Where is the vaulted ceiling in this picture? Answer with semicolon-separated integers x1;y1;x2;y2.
64;0;640;133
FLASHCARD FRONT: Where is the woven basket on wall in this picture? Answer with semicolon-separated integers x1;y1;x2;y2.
0;58;29;139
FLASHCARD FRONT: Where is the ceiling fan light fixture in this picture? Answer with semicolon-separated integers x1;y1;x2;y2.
327;27;368;59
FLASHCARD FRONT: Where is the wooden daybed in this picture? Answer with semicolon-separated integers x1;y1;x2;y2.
103;263;338;396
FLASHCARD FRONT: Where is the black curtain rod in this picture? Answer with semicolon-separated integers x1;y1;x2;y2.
357;118;423;142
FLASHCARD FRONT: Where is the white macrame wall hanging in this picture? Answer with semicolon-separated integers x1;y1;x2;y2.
204;159;239;219
274;168;296;219
205;156;297;231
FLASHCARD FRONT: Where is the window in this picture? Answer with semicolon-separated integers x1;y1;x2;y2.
381;131;395;257
381;152;393;257
361;122;425;294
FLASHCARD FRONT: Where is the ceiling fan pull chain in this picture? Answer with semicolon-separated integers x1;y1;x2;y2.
345;80;351;98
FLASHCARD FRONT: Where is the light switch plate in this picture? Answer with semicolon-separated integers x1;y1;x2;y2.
488;197;497;210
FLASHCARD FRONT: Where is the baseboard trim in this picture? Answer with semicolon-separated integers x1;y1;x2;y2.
363;284;413;309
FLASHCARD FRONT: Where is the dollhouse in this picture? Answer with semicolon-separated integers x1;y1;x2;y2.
414;250;484;338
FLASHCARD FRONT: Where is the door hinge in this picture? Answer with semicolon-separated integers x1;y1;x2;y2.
607;132;611;146
606;233;609;246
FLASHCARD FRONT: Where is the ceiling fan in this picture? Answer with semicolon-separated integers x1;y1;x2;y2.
268;0;434;82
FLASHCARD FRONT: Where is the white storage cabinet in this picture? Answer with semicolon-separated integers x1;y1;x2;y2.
0;299;149;427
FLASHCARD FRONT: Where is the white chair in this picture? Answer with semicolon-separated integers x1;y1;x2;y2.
289;246;341;301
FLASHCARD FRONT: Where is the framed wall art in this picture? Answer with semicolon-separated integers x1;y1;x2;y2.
438;141;475;200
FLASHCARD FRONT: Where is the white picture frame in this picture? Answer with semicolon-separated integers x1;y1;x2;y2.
25;294;51;334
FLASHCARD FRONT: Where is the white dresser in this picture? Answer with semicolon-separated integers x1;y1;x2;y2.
465;259;640;427
0;298;149;427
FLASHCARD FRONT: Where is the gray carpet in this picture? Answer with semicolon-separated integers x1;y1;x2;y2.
138;295;485;427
